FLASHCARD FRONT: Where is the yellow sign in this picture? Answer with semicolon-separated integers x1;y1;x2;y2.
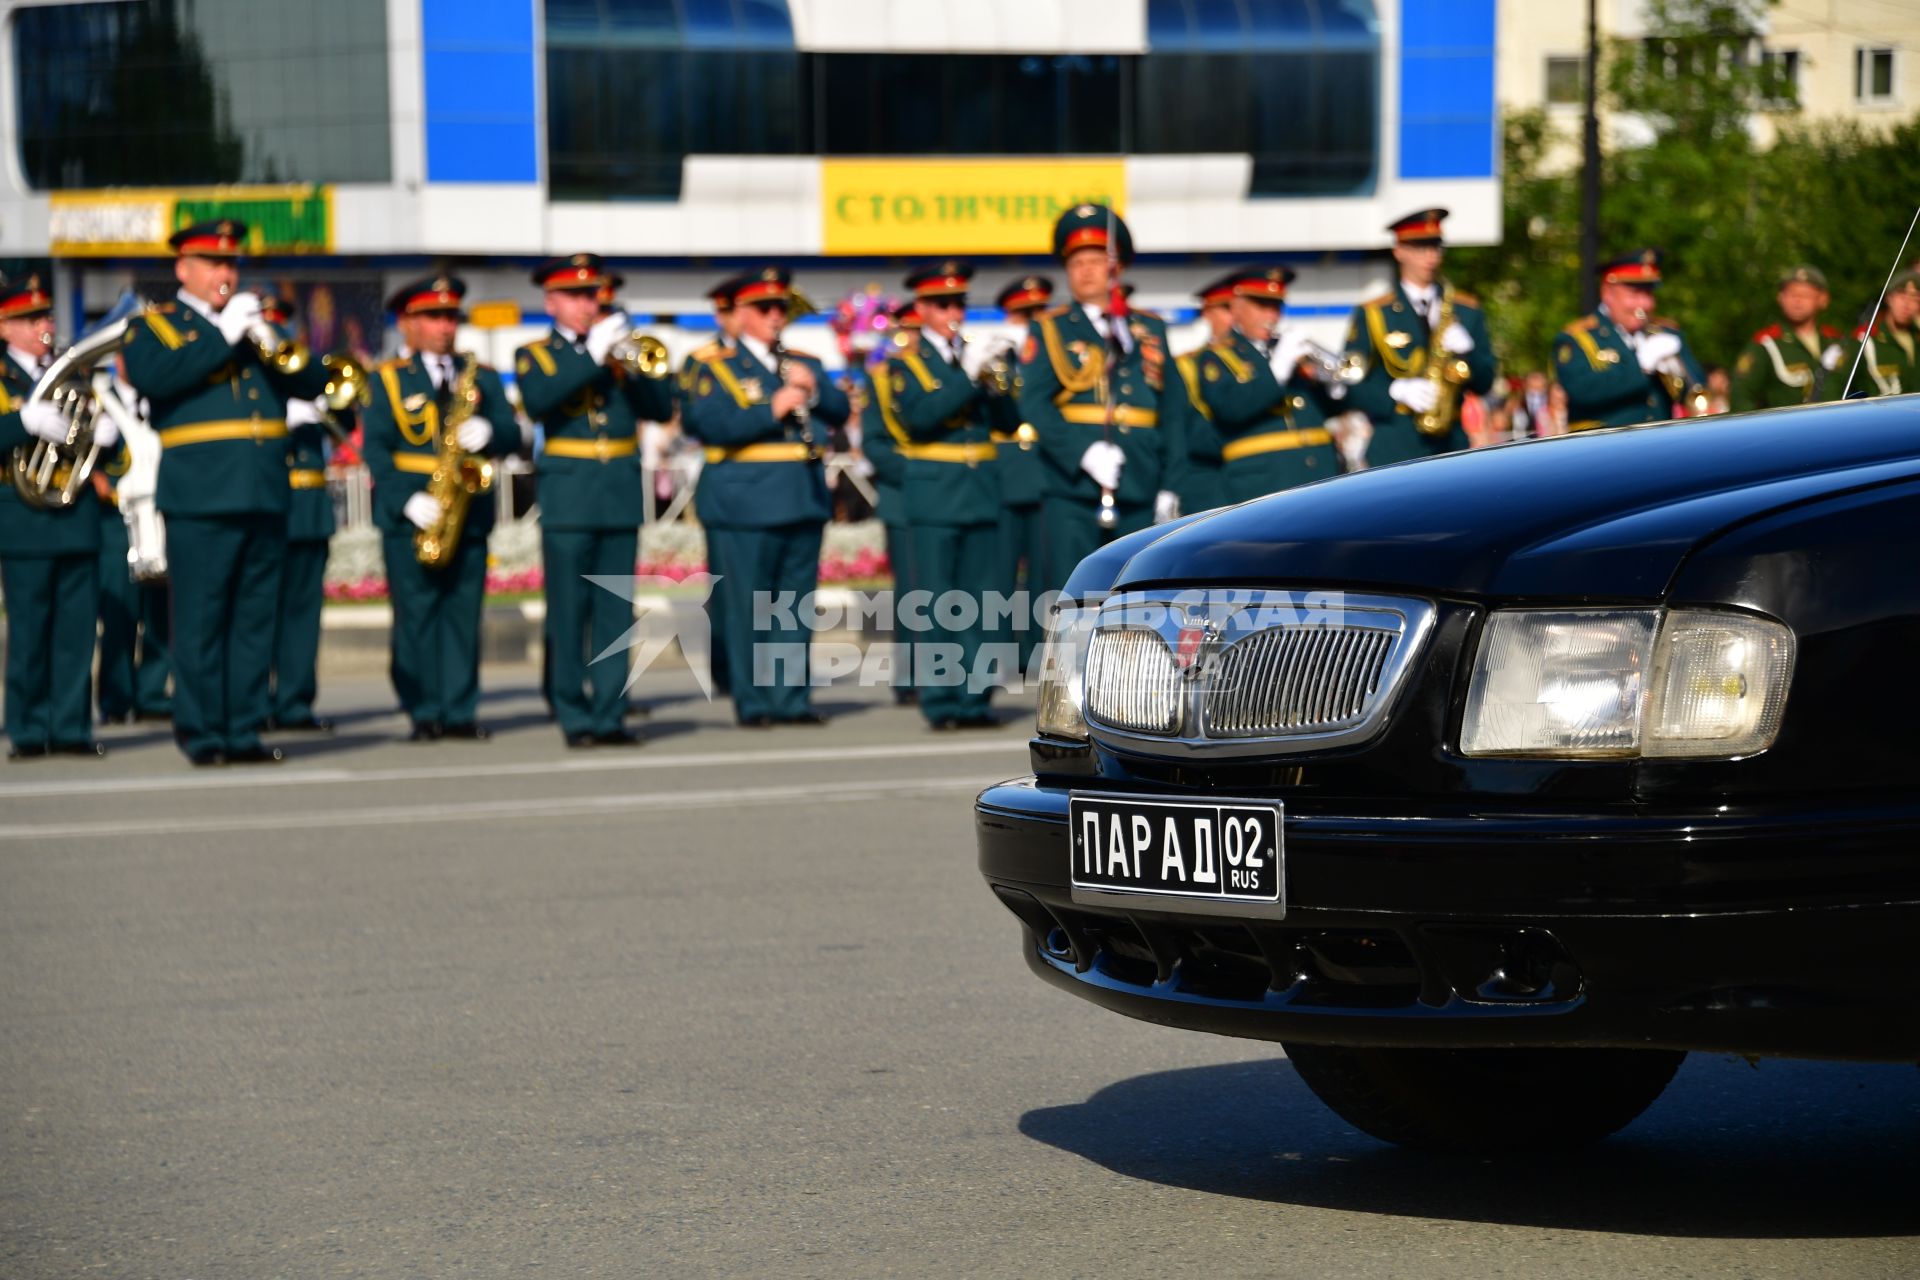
465;300;523;329
821;160;1125;256
50;184;332;257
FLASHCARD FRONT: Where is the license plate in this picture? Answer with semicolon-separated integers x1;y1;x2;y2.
1069;792;1284;906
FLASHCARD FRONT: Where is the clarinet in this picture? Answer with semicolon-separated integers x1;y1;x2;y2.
773;344;820;459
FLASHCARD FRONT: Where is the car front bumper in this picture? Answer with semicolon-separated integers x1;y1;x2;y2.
976;778;1920;1062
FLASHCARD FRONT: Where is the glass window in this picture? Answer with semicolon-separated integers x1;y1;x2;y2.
1545;55;1585;105
13;0;392;190
1758;48;1798;108
818;54;1124;156
1855;47;1896;103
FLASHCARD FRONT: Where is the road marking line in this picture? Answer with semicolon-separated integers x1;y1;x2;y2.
0;775;994;841
0;736;1028;801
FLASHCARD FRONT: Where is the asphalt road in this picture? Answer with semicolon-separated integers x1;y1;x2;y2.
3;668;1917;1278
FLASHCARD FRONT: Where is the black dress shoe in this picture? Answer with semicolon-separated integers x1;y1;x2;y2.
7;743;49;761
134;709;173;723
737;715;775;729
51;741;108;757
782;711;830;726
186;747;225;767
928;717;960;732
955;714;1003;729
626;703;652;720
407;721;445;743
593;728;643;747
227;745;284;765
271;716;335;733
442;722;491;741
893;688;919;705
99;710;133;727
565;731;598;748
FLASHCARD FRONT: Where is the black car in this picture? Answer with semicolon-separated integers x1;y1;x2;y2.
976;397;1920;1152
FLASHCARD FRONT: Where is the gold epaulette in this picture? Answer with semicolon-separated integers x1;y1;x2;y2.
149;301;177;314
516;342;557;377
1560;316;1598;334
1038;304;1072;320
1360;292;1396;310
688;341;723;363
1452;291;1480;308
1207;340;1253;383
378;356;411;373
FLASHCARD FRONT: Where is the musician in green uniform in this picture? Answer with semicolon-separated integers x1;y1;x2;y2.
1554;249;1709;431
1855;269;1919;398
1017;204;1187;594
1729;265;1854;412
853;299;916;704
0;273;110;759
682;274;746;698
517;254;674;747
682;267;850;727
1194;266;1344;502
991;277;1052;671
1171;272;1234;513
121;221;331;765
880;262;1001;729
256;292;336;732
1343;209;1496;464
363;275;520;742
94;437;172;726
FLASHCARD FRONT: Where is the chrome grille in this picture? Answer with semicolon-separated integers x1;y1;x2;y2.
1204;625;1394;736
1080;590;1436;758
1084;627;1183;733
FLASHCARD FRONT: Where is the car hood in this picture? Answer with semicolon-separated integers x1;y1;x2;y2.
1117;397;1920;600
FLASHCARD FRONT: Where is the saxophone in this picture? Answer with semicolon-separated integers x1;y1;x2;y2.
1414;285;1474;439
414;354;494;569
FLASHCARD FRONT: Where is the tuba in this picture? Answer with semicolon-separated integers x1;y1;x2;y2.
1414;285;1473;438
414;354;494;569
10;315;141;509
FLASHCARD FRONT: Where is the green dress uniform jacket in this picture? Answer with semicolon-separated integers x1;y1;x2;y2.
684;341;850;723
856;365;916;698
881;333;1000;725
519;331;673;739
94;442;171;722
1;354;102;750
1343;284;1496;463
1016;302;1187;593
1194;330;1343;503
1729;322;1853;413
1172;350;1229;513
1554;310;1708;430
271;407;337;727
121;300;331;759
986;365;1047;669
680;340;734;696
1855;319;1918;398
362;353;519;732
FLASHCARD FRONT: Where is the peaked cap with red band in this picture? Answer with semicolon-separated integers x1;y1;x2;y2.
904;260;974;300
0;272;54;320
1599;248;1663;288
169;219;248;257
532;253;610;292
732;266;794;307
1051;203;1135;265
1388;208;1449;246
385;274;467;316
995;274;1054;314
890;299;923;330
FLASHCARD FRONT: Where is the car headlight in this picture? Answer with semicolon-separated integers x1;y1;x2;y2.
1034;601;1100;741
1462;607;1793;759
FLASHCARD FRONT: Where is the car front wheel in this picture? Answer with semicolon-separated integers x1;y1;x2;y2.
1281;1043;1686;1153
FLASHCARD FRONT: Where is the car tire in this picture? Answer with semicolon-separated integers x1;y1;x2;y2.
1281;1042;1686;1153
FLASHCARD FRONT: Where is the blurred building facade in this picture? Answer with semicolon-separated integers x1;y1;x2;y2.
0;0;1500;365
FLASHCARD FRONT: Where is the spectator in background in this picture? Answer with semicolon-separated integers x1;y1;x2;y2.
1705;365;1732;415
1544;382;1570;436
1511;370;1552;438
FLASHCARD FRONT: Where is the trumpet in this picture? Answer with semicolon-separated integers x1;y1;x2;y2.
1297;340;1369;386
228;290;310;374
600;311;672;379
1632;308;1710;417
970;335;1020;396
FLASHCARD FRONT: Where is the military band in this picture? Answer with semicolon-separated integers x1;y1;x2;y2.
262;292;337;733
682;274;746;699
1170;274;1233;514
366;275;520;743
991;276;1051;670
1555;250;1708;430
1344;209;1496;463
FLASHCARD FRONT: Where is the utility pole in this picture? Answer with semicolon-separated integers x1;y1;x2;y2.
1580;0;1602;312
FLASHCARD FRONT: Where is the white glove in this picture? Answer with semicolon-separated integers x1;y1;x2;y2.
92;414;120;449
1821;343;1845;371
286;397;323;428
402;491;442;531
586;313;632;366
20;400;70;444
959;340;992;382
1388;378;1440;414
1154;489;1181;523
1079;440;1125;491
1635;331;1682;374
1269;330;1314;382
1441;322;1475;355
455;417;493;452
217;293;263;346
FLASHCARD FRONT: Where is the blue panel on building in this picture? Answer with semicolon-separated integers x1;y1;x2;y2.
424;0;539;183
1398;0;1497;180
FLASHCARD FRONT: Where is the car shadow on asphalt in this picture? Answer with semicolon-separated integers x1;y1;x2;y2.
1018;1055;1920;1238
